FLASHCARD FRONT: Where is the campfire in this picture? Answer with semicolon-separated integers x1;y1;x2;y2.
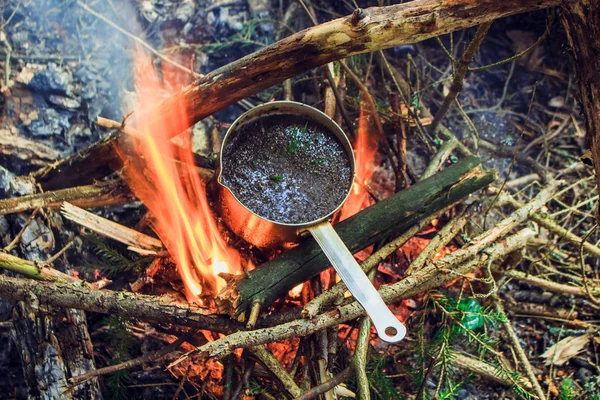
1;0;600;399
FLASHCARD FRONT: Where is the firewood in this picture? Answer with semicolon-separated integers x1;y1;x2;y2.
31;0;559;190
0;274;244;334
0;178;135;216
215;156;496;316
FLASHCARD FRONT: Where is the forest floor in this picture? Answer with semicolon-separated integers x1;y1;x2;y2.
0;1;599;399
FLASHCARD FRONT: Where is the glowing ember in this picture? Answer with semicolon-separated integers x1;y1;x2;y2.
117;50;240;303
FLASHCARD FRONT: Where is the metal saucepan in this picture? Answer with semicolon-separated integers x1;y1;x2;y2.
216;101;406;343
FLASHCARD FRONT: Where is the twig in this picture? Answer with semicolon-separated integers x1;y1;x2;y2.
503;195;600;258
0;179;136;216
0;274;244;334
246;301;262;329
405;211;469;275
45;240;75;265
3;208;40;252
450;352;533;390
492;295;547;400
420;136;459;180
579;224;600;304
504;270;600;298
294;366;354;400
250;345;302;397
429;22;493;133
0;29;12;91
353;316;371;400
390;93;410;188
231;359;255;399
61;202;165;256
70;334;191;386
0;251;80;283
96;116;217;172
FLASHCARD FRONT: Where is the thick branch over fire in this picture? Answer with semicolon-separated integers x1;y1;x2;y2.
34;0;559;190
217;156;496;315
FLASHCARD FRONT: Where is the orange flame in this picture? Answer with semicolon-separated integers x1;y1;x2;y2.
118;50;240;303
336;103;379;222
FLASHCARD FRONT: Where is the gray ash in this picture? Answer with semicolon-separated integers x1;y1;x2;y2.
221;114;352;224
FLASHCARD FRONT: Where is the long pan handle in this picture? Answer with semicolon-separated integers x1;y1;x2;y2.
308;221;406;343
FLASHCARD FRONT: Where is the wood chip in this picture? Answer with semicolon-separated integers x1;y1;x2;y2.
541;333;591;366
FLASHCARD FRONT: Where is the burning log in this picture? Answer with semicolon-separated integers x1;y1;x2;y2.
31;0;560;191
216;156;496;316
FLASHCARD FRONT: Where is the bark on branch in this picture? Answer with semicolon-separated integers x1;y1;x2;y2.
33;0;559;190
0;274;244;334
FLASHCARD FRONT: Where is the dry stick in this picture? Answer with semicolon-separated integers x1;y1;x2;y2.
420;136;459;180
503;196;600;258
246;301;262;329
429;21;493;134
294;366;354;400
354;310;372;400
450;352;533;390
34;0;560;190
0;274;244;334
61;202;165;256
492;295;547;400
302;207;448;318
70;334;190;386
503;270;600;297
250;345;302;397
405;211;469;275
0;180;136;216
3;207;40;252
171;228;535;366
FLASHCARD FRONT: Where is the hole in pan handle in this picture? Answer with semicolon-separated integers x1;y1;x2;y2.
308;221;407;343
